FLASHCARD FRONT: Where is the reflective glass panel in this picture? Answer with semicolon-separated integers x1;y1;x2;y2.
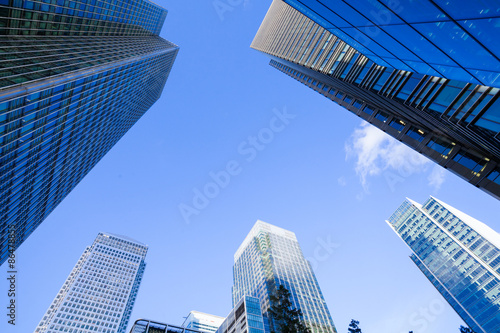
348;0;403;26
379;0;448;23
412;21;500;71
460;18;500;58
432;0;500;20
475;97;500;133
383;24;455;65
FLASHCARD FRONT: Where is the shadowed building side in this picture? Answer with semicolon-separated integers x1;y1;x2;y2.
0;0;179;265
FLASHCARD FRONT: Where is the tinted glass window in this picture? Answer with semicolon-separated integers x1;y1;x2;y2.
432;0;500;20
413;21;500;71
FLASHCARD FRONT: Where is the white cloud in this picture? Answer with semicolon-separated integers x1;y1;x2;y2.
428;165;446;191
345;121;442;192
337;176;347;187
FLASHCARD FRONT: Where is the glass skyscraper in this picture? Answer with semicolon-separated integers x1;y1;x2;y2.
252;0;500;201
281;0;500;87
387;197;500;333
232;220;337;333
0;0;178;265
35;232;148;333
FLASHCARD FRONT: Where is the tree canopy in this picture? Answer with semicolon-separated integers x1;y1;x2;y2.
268;285;311;333
347;320;362;333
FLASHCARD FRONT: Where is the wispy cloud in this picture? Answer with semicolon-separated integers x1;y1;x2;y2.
337;176;347;187
345;121;445;192
428;165;447;191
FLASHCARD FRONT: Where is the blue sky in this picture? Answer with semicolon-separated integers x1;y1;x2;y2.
2;1;500;333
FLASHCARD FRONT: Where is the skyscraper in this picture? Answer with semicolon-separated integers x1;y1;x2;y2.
387;197;500;333
252;0;500;200
35;232;148;333
232;220;337;333
0;0;178;265
182;311;225;333
279;0;500;87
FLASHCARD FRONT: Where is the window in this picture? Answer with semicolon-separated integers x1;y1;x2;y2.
389;119;406;132
426;137;453;156
453;151;486;173
374;111;389;122
362;105;374;115
406;126;425;142
487;169;500;185
474;96;500;133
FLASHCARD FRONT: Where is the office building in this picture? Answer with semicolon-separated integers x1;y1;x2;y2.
387;196;500;333
130;320;202;333
252;0;500;200
280;0;500;87
215;296;265;333
35;232;148;333
182;311;224;333
0;0;179;265
232;220;337;333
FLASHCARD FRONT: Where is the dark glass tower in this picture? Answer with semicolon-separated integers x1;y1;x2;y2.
387;197;500;333
281;0;500;87
252;0;500;200
0;0;178;264
232;220;337;333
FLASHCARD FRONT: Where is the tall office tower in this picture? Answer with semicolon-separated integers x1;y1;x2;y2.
279;0;500;87
232;220;337;333
252;0;500;200
182;311;225;333
0;0;179;265
387;197;500;333
34;232;148;333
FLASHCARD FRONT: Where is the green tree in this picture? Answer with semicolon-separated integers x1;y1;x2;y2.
347;320;362;333
268;285;310;333
460;326;475;333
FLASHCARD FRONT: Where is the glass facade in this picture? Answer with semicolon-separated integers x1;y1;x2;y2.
232;220;337;333
215;296;265;333
251;0;500;201
387;197;500;333
0;0;166;36
35;232;149;333
282;0;500;88
0;0;178;265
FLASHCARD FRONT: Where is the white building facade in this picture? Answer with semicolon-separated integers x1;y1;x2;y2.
182;311;224;333
35;232;148;333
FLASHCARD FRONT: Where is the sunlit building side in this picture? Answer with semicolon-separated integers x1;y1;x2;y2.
388;197;500;333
